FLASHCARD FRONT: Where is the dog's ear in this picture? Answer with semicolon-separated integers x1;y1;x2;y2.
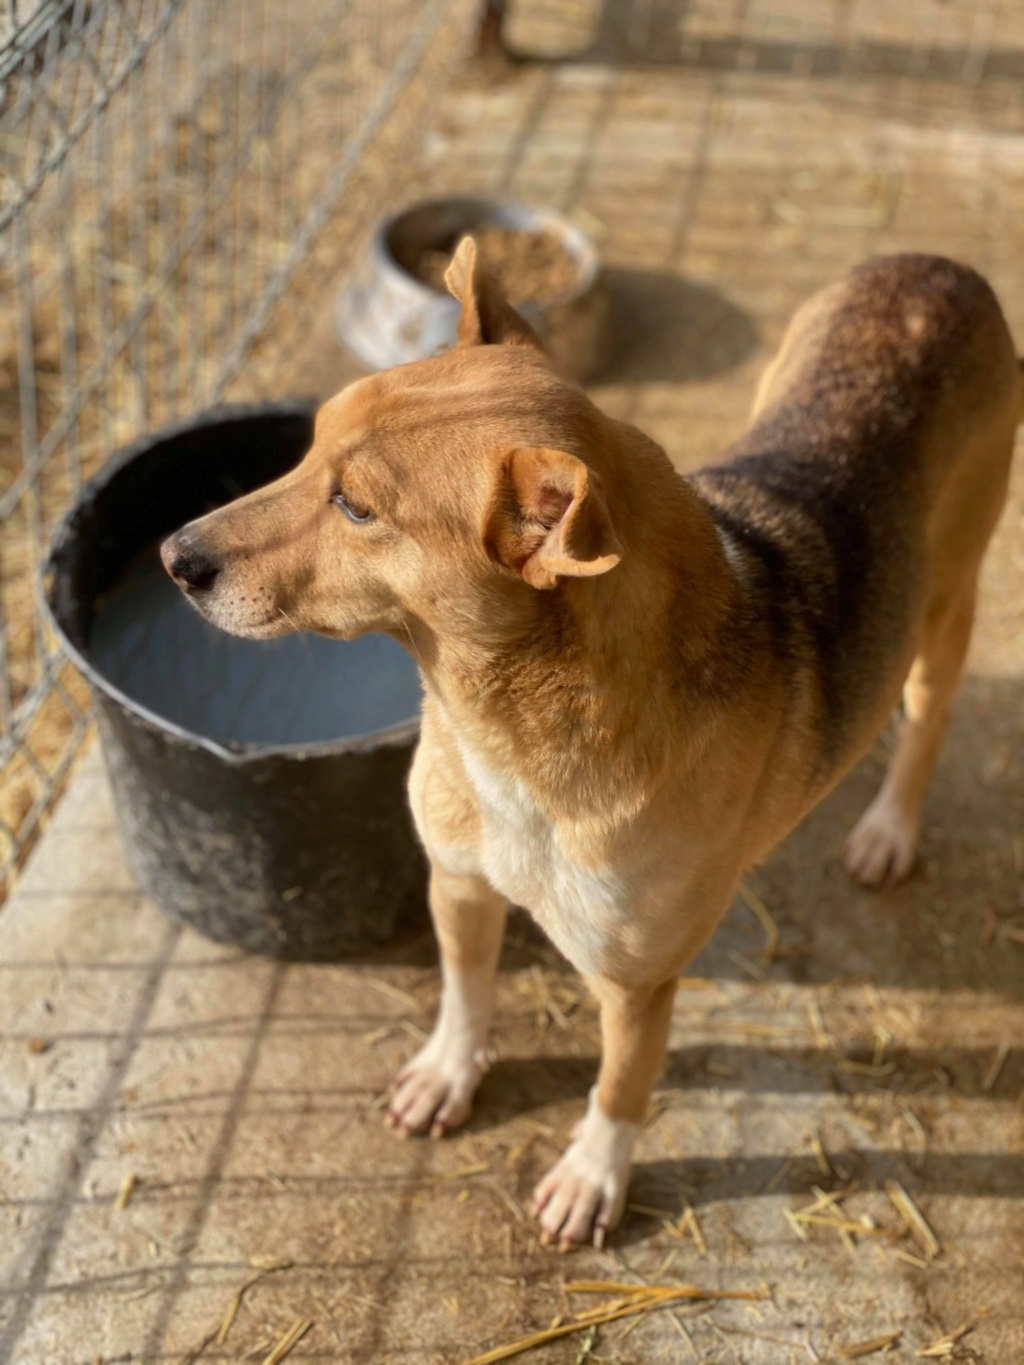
445;235;545;353
487;446;622;590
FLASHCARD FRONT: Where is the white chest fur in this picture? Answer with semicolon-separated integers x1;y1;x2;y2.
453;738;627;978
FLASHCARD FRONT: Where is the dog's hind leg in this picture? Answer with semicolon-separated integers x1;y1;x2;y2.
387;865;507;1137
844;576;978;887
844;362;1017;890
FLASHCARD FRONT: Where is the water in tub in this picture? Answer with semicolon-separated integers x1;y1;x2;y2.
89;549;422;749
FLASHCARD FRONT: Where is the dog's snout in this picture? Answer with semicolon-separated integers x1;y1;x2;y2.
160;533;220;593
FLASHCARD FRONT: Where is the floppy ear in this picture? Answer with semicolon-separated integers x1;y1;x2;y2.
445;235;546;353
486;446;622;590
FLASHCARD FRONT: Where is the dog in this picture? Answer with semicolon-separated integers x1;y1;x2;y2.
162;241;1018;1250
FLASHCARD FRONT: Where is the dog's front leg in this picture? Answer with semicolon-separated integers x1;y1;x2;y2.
533;975;677;1249
387;864;507;1138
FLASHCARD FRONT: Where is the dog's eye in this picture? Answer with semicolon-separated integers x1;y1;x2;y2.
332;490;374;524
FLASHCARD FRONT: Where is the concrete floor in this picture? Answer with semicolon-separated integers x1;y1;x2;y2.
3;7;1024;1363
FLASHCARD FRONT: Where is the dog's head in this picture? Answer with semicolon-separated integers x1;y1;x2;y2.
161;238;622;654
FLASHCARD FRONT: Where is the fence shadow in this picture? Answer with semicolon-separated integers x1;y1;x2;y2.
507;0;1024;83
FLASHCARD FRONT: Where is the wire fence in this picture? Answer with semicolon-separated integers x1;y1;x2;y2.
0;0;474;900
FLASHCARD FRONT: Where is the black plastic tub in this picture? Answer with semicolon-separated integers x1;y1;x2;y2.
44;401;427;961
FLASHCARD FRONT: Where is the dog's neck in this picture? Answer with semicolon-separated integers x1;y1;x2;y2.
414;434;737;816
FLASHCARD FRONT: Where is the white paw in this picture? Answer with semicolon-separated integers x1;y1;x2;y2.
532;1090;640;1250
386;966;494;1139
387;1039;489;1138
844;795;919;887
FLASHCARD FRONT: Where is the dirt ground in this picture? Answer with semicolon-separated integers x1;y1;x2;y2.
2;9;1023;1365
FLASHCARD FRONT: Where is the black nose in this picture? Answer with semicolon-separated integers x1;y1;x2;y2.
160;533;220;592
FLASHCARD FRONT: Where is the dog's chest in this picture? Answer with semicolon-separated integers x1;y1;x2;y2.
455;742;626;978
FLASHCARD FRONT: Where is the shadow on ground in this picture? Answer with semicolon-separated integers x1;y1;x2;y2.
507;0;1024;82
732;672;1024;998
600;267;760;383
620;1147;1024;1248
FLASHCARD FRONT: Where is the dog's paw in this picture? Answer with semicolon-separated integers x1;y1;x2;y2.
532;1091;640;1250
386;1040;489;1139
843;796;919;887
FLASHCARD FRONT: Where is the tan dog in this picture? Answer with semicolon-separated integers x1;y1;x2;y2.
162;244;1018;1249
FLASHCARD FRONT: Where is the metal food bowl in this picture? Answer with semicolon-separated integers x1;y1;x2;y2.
335;196;611;383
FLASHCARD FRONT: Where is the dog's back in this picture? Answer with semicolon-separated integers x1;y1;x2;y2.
692;254;1019;779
